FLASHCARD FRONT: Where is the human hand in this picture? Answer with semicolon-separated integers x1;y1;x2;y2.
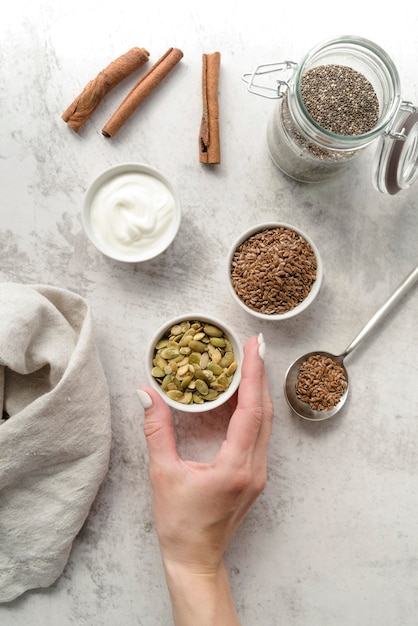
137;333;273;625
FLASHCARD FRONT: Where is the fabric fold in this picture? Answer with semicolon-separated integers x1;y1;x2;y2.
0;283;111;602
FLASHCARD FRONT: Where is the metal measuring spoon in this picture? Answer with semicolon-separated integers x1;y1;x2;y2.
284;264;418;421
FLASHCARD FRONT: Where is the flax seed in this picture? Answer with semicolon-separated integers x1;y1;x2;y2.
230;227;317;315
295;354;348;410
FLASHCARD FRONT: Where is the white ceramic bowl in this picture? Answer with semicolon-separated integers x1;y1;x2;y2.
226;222;323;320
146;313;243;413
82;162;181;262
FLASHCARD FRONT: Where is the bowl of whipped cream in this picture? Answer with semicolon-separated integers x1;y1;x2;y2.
82;162;181;262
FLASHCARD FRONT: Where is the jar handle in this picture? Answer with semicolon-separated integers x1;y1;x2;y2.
242;61;298;99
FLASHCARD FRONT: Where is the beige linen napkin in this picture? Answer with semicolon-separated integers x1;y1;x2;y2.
0;283;111;602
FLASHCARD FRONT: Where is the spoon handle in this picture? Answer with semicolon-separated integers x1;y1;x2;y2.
343;264;418;358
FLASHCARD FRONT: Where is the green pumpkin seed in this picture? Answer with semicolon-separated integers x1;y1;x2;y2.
189;339;207;353
161;347;180;360
219;351;234;368
217;373;230;389
166;389;184;401
166;389;193;404
225;340;233;353
177;363;190;377
162;374;175;391
203;324;223;337
195;379;209;395
202;369;215;382
210;348;222;364
199;351;209;369
181;375;193;390
210;382;226;392
180;391;193;404
210;337;226;348
153;355;168;369
193;368;207;380
204;389;219;401
227;362;237;376
206;362;223;376
152;319;238;406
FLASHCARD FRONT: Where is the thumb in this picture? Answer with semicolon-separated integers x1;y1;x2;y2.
137;386;178;464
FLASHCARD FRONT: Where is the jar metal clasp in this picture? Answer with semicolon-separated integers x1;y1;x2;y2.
242;61;298;99
385;101;417;141
372;100;418;194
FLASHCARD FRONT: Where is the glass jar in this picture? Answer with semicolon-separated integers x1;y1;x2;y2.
244;36;418;193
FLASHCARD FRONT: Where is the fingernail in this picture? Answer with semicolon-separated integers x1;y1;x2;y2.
258;333;266;361
136;389;153;409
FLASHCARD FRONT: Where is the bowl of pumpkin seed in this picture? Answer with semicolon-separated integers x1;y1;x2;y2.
147;314;243;412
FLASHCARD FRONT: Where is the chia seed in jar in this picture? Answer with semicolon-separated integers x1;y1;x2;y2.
301;64;379;135
260;32;407;186
268;96;357;182
267;63;380;182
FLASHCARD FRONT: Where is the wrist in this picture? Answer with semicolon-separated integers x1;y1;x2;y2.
163;559;241;626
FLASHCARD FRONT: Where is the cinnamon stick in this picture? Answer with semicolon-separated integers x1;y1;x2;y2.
102;47;184;138
62;47;150;132
199;52;221;164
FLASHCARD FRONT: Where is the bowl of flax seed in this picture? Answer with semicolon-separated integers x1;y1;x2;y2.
226;222;323;320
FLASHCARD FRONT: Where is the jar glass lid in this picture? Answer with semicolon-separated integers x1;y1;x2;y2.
373;102;418;194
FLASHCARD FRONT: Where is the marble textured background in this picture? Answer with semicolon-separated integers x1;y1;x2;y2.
1;1;418;624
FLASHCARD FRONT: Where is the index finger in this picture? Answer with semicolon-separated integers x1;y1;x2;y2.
222;334;272;461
